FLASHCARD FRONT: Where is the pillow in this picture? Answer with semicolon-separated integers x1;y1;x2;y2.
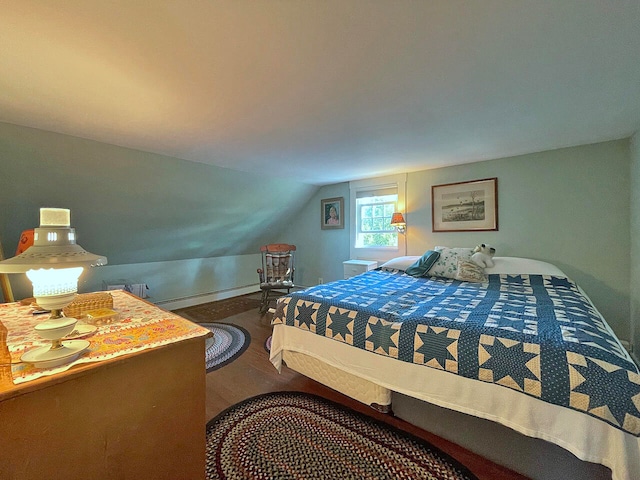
427;247;474;279
405;250;441;277
455;259;487;283
484;257;566;276
379;256;421;271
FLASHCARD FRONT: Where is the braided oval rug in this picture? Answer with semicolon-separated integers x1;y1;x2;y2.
205;391;478;480
203;323;251;372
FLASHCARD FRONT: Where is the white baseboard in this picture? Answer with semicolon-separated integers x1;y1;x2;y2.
154;284;260;311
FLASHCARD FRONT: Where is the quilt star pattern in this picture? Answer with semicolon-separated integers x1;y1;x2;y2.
272;269;640;436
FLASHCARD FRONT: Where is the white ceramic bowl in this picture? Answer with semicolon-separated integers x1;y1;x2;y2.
34;317;77;341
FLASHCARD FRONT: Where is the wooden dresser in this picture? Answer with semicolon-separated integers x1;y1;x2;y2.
0;292;210;480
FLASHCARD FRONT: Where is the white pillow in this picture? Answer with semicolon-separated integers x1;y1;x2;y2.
379;256;421;271
428;247;474;279
485;257;566;276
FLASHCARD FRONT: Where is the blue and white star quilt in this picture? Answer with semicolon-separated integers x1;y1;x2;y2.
273;269;640;436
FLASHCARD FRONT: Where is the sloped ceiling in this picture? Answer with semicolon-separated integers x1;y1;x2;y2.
1;1;639;185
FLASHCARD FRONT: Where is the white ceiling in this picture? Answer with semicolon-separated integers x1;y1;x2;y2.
1;1;639;185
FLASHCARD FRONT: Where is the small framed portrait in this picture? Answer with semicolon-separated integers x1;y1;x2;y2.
432;177;498;232
321;197;344;230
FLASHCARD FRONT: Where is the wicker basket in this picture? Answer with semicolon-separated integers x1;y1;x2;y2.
63;292;114;319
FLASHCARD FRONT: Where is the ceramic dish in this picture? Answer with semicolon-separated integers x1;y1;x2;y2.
64;324;97;340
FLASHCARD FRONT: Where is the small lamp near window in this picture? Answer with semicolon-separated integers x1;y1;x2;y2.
390;212;406;234
0;208;107;368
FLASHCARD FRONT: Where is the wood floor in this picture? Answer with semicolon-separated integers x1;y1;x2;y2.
193;303;530;480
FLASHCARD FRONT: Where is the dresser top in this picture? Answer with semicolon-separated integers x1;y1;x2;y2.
343;259;378;266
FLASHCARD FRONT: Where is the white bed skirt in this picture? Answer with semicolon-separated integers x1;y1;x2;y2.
281;350;391;409
270;323;639;480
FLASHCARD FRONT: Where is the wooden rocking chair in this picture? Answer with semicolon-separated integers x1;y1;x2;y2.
256;244;296;315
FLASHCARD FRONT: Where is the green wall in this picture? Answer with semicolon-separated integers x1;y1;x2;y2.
0;121;634;344
289;140;632;341
408;140;630;339
281;182;351;287
0;122;318;305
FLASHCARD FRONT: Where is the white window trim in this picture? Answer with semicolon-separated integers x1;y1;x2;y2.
349;173;407;263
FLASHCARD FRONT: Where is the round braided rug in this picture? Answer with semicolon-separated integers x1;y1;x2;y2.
205;391;478;480
202;323;251;372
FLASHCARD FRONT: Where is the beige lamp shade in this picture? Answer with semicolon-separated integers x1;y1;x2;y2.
390;212;406;233
390;212;406;227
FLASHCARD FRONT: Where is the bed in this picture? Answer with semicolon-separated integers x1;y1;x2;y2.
269;251;640;480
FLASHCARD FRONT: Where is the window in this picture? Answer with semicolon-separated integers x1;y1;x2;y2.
349;174;407;262
355;188;398;248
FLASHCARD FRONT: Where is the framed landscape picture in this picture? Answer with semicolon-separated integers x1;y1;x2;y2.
321;197;344;230
432;178;498;232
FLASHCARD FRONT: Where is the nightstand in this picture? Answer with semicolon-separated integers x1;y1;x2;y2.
343;260;378;279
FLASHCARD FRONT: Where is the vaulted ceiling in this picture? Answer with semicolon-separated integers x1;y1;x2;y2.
1;1;639;185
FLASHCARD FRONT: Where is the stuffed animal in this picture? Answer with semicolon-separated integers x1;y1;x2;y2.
470;244;496;268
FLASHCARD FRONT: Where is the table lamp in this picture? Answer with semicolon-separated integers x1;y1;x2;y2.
0;208;107;368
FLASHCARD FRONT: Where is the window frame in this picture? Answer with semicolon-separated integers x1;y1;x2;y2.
349;173;407;262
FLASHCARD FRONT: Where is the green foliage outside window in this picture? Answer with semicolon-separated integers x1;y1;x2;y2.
356;197;397;248
361;232;397;246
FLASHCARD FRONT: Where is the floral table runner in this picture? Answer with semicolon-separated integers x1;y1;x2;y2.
0;290;210;384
